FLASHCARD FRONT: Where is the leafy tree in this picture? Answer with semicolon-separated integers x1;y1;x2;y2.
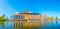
0;16;7;21
48;17;54;20
55;16;58;20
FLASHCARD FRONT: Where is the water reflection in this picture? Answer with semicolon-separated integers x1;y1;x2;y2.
0;21;5;26
14;21;41;29
0;20;60;29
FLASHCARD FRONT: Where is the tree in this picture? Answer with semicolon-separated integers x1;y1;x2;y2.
55;16;58;20
0;16;7;21
48;16;54;21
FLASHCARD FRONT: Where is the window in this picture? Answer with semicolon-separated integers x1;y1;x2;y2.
14;16;15;19
20;16;24;19
14;16;24;19
14;16;17;19
16;16;18;19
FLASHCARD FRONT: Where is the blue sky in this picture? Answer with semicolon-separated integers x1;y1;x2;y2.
0;0;60;18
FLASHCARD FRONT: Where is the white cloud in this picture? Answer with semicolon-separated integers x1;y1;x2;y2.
15;12;19;14
28;11;32;13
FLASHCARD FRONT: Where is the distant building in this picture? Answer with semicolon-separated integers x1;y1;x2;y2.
13;10;42;21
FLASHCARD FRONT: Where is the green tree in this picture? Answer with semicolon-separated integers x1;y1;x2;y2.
55;16;58;20
0;16;7;27
48;16;54;21
0;16;7;21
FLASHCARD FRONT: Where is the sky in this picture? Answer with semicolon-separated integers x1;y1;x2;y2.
0;0;60;18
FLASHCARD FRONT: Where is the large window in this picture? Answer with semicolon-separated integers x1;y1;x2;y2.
14;16;15;19
14;16;24;19
20;16;24;19
14;16;18;19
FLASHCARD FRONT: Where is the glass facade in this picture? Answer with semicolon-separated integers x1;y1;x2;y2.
14;16;24;19
21;16;24;19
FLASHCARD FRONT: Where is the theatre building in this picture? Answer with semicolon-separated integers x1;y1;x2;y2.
13;10;42;28
13;10;42;21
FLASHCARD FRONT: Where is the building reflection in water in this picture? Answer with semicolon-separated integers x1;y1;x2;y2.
13;21;41;29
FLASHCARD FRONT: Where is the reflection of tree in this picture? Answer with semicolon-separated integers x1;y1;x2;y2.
47;17;54;24
0;21;5;26
55;16;58;24
0;16;7;27
0;16;7;26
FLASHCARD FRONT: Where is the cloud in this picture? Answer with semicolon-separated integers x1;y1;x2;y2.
28;11;33;13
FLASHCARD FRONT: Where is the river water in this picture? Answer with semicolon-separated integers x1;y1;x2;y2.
0;20;60;29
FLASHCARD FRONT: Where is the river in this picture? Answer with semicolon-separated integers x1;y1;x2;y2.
0;20;60;29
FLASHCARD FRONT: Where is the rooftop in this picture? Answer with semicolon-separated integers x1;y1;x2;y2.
19;13;41;15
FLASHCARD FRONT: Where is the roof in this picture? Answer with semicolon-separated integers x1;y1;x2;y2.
19;13;41;15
